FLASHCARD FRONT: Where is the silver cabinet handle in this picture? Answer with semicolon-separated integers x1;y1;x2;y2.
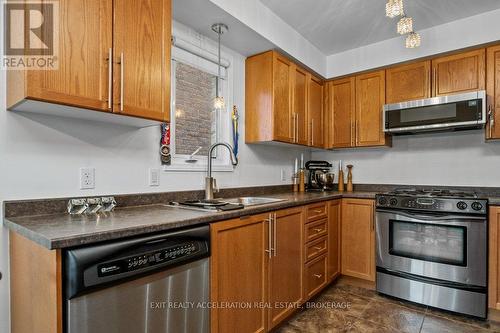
311;118;314;146
313;274;323;279
107;48;112;109
489;105;495;138
296;113;299;143
292;113;297;143
265;214;273;258
119;52;124;112
273;212;277;257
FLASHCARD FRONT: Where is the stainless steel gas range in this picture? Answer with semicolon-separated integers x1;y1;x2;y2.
375;188;488;318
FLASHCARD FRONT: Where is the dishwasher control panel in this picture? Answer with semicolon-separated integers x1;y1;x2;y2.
97;241;201;277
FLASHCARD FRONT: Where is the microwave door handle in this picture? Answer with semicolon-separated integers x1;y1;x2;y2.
377;209;486;222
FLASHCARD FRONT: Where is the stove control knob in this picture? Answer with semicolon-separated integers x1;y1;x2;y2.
389;198;398;206
471;202;483;211
456;201;468;210
378;197;388;206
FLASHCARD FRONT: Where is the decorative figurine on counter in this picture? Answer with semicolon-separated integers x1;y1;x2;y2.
346;164;353;192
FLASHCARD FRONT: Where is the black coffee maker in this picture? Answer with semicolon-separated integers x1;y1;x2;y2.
305;161;334;191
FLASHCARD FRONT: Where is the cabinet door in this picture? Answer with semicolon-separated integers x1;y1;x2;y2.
210;215;268;333
355;71;389;147
293;66;309;145
25;0;112;111
273;53;293;143
341;199;375;281
268;208;303;329
487;46;500;140
327;200;341;281
386;61;431;104
328;78;355;148
432;49;485;97
113;0;171;121
308;75;325;148
489;207;500;310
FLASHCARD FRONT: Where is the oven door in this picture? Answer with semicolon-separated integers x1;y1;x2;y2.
375;209;487;287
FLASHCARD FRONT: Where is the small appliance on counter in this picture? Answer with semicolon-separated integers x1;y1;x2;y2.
305;161;334;191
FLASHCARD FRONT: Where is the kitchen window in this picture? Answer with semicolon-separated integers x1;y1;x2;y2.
168;38;234;171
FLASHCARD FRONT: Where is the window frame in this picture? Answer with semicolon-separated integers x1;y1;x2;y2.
165;41;235;172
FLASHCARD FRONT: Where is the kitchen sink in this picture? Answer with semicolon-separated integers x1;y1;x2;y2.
223;197;286;206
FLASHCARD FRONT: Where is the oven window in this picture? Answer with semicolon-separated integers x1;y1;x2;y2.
389;220;467;266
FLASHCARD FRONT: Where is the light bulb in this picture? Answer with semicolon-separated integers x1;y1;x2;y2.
397;16;413;35
386;0;404;18
214;96;225;110
405;32;421;48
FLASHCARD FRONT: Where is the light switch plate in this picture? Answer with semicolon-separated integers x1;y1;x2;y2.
149;168;160;186
80;167;95;189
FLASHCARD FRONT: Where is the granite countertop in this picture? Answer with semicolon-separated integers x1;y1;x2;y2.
3;191;376;250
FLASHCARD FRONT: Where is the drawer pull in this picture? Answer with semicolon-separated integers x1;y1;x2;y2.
314;246;323;251
313;228;323;233
313;209;323;213
313;274;323;279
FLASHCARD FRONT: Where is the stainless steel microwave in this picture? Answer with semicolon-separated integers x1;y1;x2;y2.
383;91;486;134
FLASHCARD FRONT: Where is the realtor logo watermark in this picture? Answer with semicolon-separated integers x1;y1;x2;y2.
2;0;59;70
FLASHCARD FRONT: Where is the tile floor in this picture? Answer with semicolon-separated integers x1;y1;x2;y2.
278;279;500;333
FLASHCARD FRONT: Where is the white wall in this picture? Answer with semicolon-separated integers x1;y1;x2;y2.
327;8;500;77
208;0;326;76
0;23;309;332
313;130;500;187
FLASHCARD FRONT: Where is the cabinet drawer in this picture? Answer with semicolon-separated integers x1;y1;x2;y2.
305;219;327;243
305;236;327;262
304;255;328;298
306;203;328;222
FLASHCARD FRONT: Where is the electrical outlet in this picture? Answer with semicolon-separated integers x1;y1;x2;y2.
80;167;95;189
280;168;287;182
149;168;160;186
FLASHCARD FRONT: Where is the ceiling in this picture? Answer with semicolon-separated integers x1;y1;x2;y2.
260;0;500;54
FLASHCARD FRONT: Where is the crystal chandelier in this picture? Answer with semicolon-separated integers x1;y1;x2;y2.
385;0;421;48
386;0;404;18
405;32;421;48
397;16;413;35
212;23;228;111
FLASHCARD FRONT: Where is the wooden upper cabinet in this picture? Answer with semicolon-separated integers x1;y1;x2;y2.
245;51;324;147
272;53;293;143
308;75;325;148
341;199;375;282
293;66;309;145
487;45;500;140
355;70;390;147
432;49;485;97
9;0;113;111
210;215;268;333
113;0;171;121
386;61;431;104
327;78;355;148
268;208;304;329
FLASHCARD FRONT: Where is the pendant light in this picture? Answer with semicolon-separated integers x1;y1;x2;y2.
212;23;228;111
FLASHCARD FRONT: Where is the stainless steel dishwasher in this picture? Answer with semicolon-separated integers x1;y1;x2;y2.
64;225;210;333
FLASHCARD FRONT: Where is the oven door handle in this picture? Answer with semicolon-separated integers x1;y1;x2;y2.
376;209;486;222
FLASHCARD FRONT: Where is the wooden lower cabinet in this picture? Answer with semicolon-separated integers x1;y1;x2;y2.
327;200;341;281
489;206;500;310
341;199;375;282
210;207;304;333
268;207;304;329
210;214;269;333
304;255;328;299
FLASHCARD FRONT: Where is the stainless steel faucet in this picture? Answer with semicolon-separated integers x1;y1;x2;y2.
205;142;238;200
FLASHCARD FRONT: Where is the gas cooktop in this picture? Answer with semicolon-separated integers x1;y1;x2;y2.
376;188;488;214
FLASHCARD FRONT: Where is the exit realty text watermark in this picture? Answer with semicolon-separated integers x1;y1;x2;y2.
2;0;59;70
